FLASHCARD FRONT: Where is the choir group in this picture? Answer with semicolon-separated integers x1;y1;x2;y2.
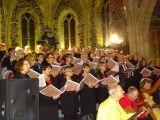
0;44;160;120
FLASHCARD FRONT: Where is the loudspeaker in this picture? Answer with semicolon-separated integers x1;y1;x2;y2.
0;79;39;120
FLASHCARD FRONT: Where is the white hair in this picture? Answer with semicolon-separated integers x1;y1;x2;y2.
108;84;120;95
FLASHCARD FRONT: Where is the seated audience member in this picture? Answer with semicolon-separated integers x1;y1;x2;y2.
97;84;134;120
140;78;160;120
140;78;160;104
119;86;150;120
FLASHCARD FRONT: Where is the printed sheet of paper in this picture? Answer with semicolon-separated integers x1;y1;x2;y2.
65;80;80;91
107;59;116;69
83;73;99;86
51;64;62;72
111;62;119;72
27;69;40;78
100;75;119;85
40;84;67;97
140;67;152;77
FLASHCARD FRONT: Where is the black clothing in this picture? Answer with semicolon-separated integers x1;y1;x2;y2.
39;76;59;120
60;77;79;120
129;59;138;66
119;63;129;91
13;71;30;79
1;56;17;73
0;50;6;62
95;71;109;104
34;63;43;74
78;74;96;119
74;53;81;59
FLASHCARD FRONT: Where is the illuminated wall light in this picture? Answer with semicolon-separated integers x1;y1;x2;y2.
110;34;119;43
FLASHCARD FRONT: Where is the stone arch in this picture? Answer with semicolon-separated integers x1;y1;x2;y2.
17;9;41;50
10;0;44;48
53;0;85;48
57;8;79;48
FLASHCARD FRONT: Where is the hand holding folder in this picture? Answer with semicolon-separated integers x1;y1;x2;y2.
40;84;67;97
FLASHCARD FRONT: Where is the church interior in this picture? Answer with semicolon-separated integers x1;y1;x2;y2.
0;0;159;62
0;0;160;120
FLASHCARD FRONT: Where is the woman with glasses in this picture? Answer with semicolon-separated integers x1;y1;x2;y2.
60;66;79;120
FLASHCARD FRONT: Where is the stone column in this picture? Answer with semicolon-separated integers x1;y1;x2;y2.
126;0;157;59
155;30;160;65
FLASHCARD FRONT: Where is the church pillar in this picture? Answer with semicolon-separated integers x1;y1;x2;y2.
0;4;2;42
126;0;139;54
155;29;160;65
126;0;157;59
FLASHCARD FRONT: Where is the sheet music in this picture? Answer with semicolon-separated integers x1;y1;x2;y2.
40;84;67;97
27;69;40;78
